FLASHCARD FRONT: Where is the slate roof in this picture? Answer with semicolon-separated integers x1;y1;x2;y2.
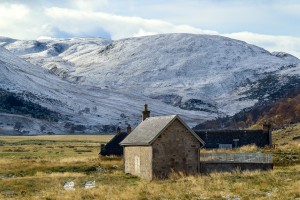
100;132;127;156
120;115;205;146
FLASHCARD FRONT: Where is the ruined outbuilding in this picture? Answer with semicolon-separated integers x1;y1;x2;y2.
120;112;205;180
195;123;272;149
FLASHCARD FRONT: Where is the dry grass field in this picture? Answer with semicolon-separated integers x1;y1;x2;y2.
0;134;299;200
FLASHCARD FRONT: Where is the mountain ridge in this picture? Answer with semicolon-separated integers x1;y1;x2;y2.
1;33;300;134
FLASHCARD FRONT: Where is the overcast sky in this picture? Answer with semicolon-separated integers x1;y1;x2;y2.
1;0;300;57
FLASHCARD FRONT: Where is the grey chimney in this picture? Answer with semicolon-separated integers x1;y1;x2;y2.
127;124;132;134
142;104;150;121
116;127;121;134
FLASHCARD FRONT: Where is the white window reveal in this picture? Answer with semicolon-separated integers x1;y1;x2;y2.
134;156;140;174
219;144;232;149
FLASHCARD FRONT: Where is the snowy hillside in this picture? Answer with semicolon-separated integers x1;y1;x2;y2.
0;43;213;135
1;33;300;134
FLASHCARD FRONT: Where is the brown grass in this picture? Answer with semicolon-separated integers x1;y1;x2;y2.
22;167;298;200
0;135;299;199
0;134;113;143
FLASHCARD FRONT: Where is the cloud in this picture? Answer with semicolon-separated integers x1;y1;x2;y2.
0;4;29;27
225;32;300;58
42;7;300;58
0;3;52;39
0;1;299;58
44;7;218;39
71;0;108;11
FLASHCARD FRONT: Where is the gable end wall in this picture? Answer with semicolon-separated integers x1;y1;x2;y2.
152;119;200;178
124;146;152;180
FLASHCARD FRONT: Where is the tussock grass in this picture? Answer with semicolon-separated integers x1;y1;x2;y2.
0;135;113;143
201;144;259;153
34;172;86;178
0;135;299;199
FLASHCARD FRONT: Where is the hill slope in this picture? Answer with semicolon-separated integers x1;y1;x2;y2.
194;88;300;130
0;45;211;135
1;33;300;134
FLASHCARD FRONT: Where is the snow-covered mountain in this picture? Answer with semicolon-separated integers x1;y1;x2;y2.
1;33;300;134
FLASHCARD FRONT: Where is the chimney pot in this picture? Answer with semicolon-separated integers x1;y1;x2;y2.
116;127;121;134
142;104;150;121
127;124;132;134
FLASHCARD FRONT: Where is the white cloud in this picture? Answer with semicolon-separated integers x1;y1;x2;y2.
44;7;218;39
0;2;299;58
225;32;300;58
0;3;52;39
72;0;108;11
43;7;300;58
133;29;157;37
0;4;29;27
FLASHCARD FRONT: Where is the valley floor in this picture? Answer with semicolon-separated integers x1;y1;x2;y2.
0;135;299;200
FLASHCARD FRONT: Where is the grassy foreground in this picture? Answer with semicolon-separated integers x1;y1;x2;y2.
0;135;299;200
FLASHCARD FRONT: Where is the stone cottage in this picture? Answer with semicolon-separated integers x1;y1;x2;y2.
120;111;205;180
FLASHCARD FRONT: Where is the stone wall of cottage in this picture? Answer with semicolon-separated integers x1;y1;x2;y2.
152;119;200;178
124;146;152;180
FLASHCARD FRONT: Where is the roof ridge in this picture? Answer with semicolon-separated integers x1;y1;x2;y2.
120;115;204;146
120;115;177;146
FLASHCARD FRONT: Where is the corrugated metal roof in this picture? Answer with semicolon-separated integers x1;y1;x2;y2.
120;115;205;146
